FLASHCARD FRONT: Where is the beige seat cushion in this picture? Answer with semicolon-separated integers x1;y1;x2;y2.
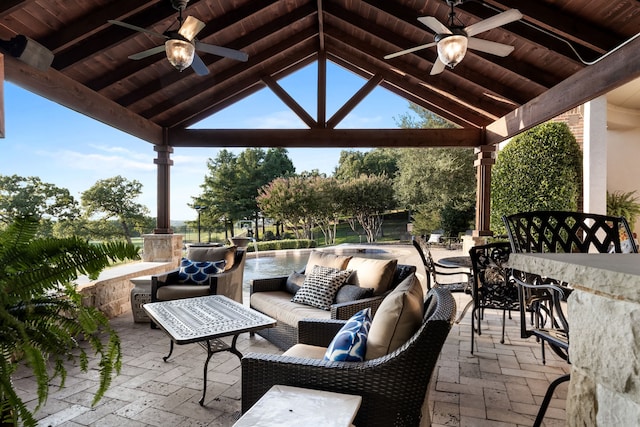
250;291;332;327
187;245;237;271
304;251;352;273
365;274;423;360
282;343;327;359
346;258;398;296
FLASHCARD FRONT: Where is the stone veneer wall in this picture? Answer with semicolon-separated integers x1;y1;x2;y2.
567;290;640;426
77;262;173;319
76;234;184;319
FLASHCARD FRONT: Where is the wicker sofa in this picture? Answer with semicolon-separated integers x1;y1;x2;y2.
242;286;456;427
249;251;417;350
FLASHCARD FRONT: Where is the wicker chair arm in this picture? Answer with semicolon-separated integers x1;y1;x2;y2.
330;295;385;319
297;318;346;347
250;276;288;293
151;269;180;301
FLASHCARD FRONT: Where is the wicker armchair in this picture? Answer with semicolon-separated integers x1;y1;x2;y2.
151;246;246;304
241;287;456;427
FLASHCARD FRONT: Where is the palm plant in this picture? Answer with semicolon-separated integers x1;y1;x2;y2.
0;216;140;426
607;190;640;230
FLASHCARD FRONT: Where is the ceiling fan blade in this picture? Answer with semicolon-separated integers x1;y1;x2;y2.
108;20;167;39
194;40;249;62
430;57;446;75
179;16;205;41
467;37;515;56
128;45;166;60
191;53;210;76
384;42;437;59
418;16;452;35
465;9;523;37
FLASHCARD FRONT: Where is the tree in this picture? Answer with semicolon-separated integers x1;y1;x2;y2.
0;216;139;427
338;174;396;243
0;175;79;226
199;148;295;239
257;176;315;239
393;105;476;236
491;121;583;234
81;176;150;244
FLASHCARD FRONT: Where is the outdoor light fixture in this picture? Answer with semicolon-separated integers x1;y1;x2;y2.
165;37;195;72
194;205;208;243
435;31;468;68
0;35;54;71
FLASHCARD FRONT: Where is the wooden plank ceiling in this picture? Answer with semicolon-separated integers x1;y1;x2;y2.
0;0;639;148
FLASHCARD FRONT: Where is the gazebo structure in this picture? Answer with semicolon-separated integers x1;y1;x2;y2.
1;2;640;424
1;1;639;238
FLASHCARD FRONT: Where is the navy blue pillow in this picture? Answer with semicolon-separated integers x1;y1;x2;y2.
323;308;372;362
178;258;226;284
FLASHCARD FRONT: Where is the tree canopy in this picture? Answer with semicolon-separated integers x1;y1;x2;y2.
0;174;79;226
81;175;150;243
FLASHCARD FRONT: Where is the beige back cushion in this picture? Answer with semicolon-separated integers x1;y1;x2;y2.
304;251;352;273
365;274;423;360
186;245;237;271
346;258;398;296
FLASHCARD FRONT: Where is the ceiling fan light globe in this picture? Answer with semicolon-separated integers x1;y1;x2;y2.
437;34;467;68
165;39;195;71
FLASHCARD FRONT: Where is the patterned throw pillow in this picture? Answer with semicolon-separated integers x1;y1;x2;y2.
324;308;372;362
178;258;226;284
292;265;351;310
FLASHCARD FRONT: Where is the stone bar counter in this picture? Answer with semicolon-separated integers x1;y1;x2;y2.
508;253;640;426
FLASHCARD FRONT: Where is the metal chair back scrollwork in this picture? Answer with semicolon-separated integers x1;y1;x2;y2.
468;241;517;354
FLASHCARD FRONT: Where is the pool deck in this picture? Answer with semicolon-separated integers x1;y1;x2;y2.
12;244;568;426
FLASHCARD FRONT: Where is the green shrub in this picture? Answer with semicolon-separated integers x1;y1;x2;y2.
247;239;316;252
607;190;640;230
491;122;582;234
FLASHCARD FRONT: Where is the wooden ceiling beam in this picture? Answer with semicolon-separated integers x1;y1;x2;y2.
327;74;383;129
185;55;318;126
3;54;162;144
486;34;640;145
169;46;318;128
262;75;317;128
168;128;483;148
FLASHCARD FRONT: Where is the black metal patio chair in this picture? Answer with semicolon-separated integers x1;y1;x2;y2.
412;236;472;293
468;241;517;354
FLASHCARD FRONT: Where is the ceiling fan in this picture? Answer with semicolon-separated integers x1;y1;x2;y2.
384;0;522;75
108;0;248;76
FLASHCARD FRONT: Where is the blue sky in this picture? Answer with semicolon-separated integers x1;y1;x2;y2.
1;61;414;220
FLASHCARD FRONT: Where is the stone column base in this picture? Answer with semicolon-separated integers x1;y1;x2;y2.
461;235;488;253
142;234;183;264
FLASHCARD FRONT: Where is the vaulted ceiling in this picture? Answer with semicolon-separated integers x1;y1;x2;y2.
1;0;639;149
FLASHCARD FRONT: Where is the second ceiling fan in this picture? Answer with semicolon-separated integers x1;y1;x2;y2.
385;0;522;75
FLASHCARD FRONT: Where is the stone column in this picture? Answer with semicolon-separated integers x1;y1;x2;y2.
142;234;183;265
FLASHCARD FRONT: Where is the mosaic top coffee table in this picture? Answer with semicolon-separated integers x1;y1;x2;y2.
143;295;276;406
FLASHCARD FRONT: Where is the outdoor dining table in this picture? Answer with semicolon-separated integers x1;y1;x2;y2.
437;255;474;323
